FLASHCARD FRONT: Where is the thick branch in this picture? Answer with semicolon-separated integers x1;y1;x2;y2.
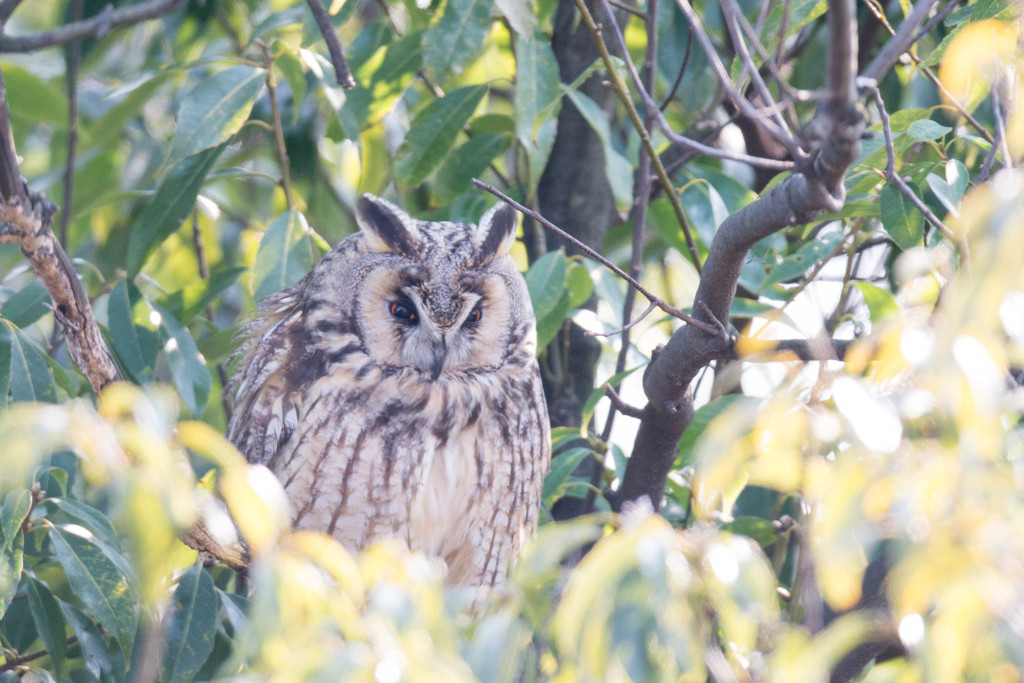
615;0;864;510
0;0;187;53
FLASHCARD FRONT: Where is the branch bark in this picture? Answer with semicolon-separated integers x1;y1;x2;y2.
611;0;865;511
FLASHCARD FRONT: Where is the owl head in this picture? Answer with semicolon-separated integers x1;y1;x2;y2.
326;194;535;380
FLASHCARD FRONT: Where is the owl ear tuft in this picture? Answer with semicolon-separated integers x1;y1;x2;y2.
474;203;518;264
356;194;420;255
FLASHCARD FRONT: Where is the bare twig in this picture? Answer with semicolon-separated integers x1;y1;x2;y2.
607;0;645;18
860;0;940;82
259;41;295;209
869;86;956;242
604;384;644;419
578;0;703;272
659;27;692;111
0;0;188;52
0;637;79;673
586;300;658;338
304;0;356;89
472;178;716;333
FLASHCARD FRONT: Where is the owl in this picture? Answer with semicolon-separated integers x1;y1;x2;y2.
226;194;551;589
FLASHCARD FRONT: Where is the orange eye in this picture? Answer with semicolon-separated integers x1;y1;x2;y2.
389;301;417;321
467;306;483;324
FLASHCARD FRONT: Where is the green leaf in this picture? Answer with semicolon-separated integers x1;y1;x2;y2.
676;395;749;468
565;90;633;212
60;600;127;679
433;132;512;203
88;72;171;147
154;305;212;418
2;65;67;126
160;266;247;325
423;0;492;77
722;516;778;547
525;251;571;349
906;119;951;142
395;85;487;188
542;447;596;504
879;185;924;250
0;323;10;407
853;282;901;324
0;321;57;403
107;279;159;382
48;498;119;547
1;281;52;328
1;490;32;551
161;563;218;683
515;28;561;144
926;160;969;218
49;524;138;660
127;144;226;274
495;0;536;35
348;32;423;127
566;261;594;309
169;66;265;164
252;210;320;301
761;232;843;289
0;531;23;618
27;577;67;678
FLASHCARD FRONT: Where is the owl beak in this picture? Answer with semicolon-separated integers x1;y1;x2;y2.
430;340;446;381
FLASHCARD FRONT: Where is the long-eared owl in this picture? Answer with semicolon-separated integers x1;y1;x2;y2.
226;195;551;589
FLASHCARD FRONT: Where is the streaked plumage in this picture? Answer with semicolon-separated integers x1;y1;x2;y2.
226;195;550;588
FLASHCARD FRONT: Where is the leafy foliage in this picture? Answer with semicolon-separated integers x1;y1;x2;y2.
1;0;1024;680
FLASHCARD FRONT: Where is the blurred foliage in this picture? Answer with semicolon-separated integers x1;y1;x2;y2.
2;0;1024;679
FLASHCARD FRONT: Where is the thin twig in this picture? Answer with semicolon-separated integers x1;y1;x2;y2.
861;0;940;82
607;0;645;18
991;88;1013;170
191;209;233;421
0;637;79;673
472;178;716;333
258;41;295;210
0;0;188;52
582;0;703;272
59;0;83;247
303;0;356;88
587;300;658;338
721;0;793;140
604;384;644;419
870;86;956;242
673;0;800;155
659;26;692;111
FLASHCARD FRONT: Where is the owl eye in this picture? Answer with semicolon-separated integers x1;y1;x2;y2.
389;300;417;322
466;305;483;324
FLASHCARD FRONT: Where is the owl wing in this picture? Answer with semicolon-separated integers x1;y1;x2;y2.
226;288;317;467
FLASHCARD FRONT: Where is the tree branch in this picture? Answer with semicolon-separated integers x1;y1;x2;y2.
612;0;864;511
0;0;188;52
304;0;356;89
860;0;940;82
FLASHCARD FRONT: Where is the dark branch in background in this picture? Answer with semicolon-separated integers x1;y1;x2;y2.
0;0;24;23
0;0;188;52
304;0;356;89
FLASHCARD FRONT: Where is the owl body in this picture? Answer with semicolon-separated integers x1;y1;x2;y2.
227;196;550;588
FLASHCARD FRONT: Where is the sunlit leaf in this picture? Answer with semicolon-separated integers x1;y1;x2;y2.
906;119;952;142
49;524;138;660
252;210;320;301
396;85;487;188
169;66;265;164
853;281;901;323
127;144;226;274
423;0;491;77
162;563;217;683
160;266;247;325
